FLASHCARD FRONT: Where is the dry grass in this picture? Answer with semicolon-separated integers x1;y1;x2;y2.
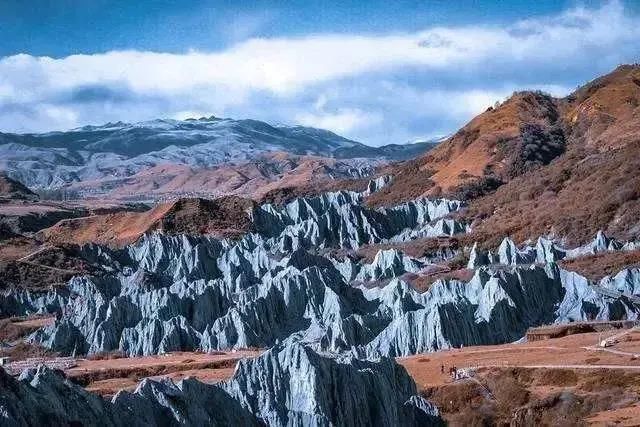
468;143;640;246
368;65;640;247
39;196;257;247
86;350;127;361
405;269;474;293
0;342;56;361
0;318;40;342
70;358;240;387
368;90;562;206
420;366;640;426
559;250;640;280
534;368;579;387
578;370;640;392
356;236;463;262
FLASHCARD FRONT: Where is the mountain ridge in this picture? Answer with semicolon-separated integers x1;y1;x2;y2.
368;64;640;244
0;116;437;200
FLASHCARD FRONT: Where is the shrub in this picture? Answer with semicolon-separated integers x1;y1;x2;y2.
505;124;566;178
451;176;504;200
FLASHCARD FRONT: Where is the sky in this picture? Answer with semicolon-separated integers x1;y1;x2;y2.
1;0;640;146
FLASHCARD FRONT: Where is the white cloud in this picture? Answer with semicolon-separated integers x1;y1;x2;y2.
0;0;638;144
296;108;383;135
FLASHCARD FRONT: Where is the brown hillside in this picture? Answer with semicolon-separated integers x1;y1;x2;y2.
563;64;640;149
39;196;256;247
370;64;640;244
0;174;37;201
368;90;564;206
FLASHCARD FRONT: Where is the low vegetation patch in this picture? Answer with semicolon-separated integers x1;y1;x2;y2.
0;342;56;361
86;350;127;361
421;367;640;425
559;250;640;280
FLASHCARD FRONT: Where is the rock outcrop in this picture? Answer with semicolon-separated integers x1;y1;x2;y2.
363;264;640;357
467;232;640;269
0;343;442;427
355;249;423;281
223;343;441;426
28;229;640;358
253;190;467;250
3;189;637;363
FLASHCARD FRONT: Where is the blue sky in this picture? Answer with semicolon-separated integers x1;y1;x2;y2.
1;0;640;145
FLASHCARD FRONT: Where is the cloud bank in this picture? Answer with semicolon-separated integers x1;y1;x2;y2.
1;1;639;145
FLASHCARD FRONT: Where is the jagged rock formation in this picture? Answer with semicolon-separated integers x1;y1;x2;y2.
24;225;640;358
0;343;442;426
355;249;422;281
253;190;466;250
363;174;393;196
0;287;68;318
222;343;441;426
0;365;116;426
3;184;634;359
467;231;640;269
2;193;640;427
0;184;635;363
22;180;464;357
363;265;640;357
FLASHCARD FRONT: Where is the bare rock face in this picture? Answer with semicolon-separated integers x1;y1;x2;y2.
0;343;442;427
0;365;116;427
363;264;640;358
223;342;441;426
252;189;467;250
27;236;640;359
9;186;637;360
355;249;423;281
466;231;640;269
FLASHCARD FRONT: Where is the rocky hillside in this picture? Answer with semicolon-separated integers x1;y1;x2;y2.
4;181;636;358
1;172;640;425
2;65;640;426
369;64;640;244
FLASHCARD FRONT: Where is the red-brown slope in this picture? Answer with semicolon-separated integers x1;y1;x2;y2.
370;64;640;245
38;196;256;247
468;141;640;246
368;90;563;206
563;64;640;149
469;64;640;245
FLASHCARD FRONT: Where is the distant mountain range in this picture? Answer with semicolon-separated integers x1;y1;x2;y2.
0;116;437;199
